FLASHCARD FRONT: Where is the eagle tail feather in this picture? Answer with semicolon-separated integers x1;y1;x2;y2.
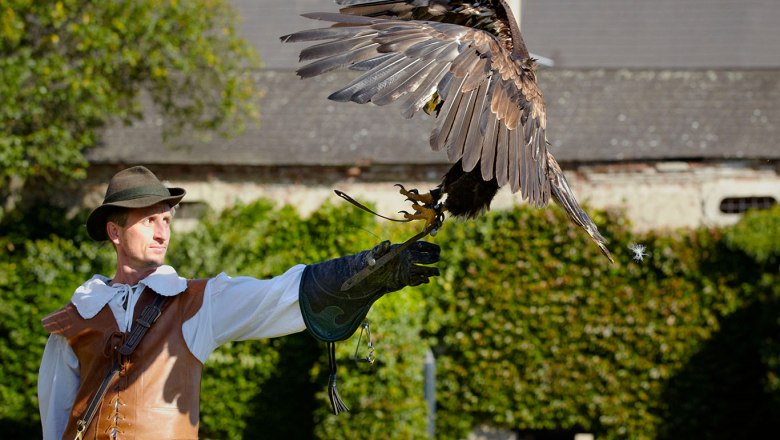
547;152;614;263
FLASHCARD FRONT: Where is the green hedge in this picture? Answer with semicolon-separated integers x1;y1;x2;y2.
423;206;779;439
1;201;778;439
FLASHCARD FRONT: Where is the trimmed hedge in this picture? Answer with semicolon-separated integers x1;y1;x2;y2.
423;206;779;439
1;200;778;439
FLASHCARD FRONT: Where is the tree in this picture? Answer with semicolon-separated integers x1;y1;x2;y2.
0;0;260;215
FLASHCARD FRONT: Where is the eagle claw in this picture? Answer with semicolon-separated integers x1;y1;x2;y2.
396;184;445;231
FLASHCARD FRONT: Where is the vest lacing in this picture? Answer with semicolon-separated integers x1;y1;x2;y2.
105;394;126;439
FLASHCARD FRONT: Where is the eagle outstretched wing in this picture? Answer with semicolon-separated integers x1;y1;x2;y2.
282;3;550;207
282;0;613;262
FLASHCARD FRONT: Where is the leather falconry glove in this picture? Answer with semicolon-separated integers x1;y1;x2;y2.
299;240;441;343
299;240;440;415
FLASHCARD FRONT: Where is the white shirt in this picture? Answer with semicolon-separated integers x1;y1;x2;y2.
37;264;306;440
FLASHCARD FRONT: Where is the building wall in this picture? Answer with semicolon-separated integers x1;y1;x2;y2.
572;161;779;230
80;161;779;234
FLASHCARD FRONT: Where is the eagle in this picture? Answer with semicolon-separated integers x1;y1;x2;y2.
282;0;613;263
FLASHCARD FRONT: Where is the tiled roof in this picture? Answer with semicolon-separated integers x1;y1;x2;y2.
233;0;780;69
543;69;780;161
90;68;780;165
522;0;780;68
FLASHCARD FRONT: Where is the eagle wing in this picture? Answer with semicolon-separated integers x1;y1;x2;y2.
281;9;550;207
334;0;528;57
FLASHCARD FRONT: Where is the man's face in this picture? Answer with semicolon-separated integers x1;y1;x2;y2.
109;203;173;270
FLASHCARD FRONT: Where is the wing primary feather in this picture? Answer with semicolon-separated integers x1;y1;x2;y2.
495;124;509;187
405;38;449;59
329;55;413;102
350;53;395;71
539;137;551;204
350;58;421;104
297;44;381;78
480;113;499;181
378;35;432;53
301;12;377;25
444;87;477;163
373;27;428;43
328;54;406;101
400;63;449;118
522;129;532;201
531;130;542;204
371;59;437;106
430;75;467;151
531;130;549;207
424;40;461;65
462;78;491;172
299;34;375;61
508;126;520;193
478;74;499;134
534;136;546;206
281;26;365;43
524;115;533;140
436;71;456;100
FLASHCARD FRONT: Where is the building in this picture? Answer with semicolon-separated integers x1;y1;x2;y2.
81;0;780;232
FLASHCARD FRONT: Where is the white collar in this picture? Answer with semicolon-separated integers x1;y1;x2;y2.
71;265;187;319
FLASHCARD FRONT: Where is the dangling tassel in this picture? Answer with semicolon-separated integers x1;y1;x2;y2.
327;342;349;415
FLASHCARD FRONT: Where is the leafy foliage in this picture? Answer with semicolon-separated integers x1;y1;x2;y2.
423;206;779;439
0;0;260;214
1;200;777;439
0;225;113;436
725;205;780;265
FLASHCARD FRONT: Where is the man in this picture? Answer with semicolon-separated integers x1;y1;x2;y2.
38;166;440;439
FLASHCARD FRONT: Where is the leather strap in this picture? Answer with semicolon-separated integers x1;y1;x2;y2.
74;293;170;440
119;294;168;356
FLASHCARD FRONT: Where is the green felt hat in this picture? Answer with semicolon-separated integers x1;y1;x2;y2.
86;166;185;241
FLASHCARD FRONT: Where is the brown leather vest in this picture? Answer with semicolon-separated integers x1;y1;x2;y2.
42;279;207;440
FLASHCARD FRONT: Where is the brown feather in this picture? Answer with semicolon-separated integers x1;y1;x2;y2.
462;79;490;172
445;87;477;162
508;126;520;193
400;65;449;118
495;124;509;187
328;54;406;101
351;58;421;103
430;74;466;151
371;59;438;105
480;112;499;181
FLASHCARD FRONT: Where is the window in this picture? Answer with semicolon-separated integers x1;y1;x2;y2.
719;196;777;214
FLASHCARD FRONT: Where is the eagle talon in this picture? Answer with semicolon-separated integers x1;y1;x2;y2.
397;184;435;205
394;183;446;231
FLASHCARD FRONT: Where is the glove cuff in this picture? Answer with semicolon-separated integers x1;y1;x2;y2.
299;251;390;342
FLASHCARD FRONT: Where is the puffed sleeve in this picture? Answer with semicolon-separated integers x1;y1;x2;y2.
182;265;307;363
38;334;80;440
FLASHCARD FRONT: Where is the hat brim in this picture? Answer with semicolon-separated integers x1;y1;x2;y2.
86;188;186;241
